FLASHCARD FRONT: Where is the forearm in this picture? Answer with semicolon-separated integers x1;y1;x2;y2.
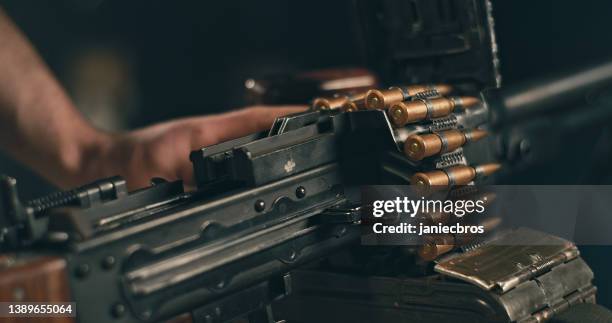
0;8;111;188
0;8;306;191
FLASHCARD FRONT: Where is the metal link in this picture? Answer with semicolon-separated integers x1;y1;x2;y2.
436;132;450;153
442;168;456;186
419;98;435;119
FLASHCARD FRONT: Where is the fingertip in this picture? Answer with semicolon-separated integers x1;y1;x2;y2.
245;105;308;129
248;105;308;117
272;105;309;113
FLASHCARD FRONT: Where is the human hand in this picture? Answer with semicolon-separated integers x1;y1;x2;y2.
96;105;306;190
0;9;306;191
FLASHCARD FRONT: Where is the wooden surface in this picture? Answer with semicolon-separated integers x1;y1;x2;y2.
0;254;74;323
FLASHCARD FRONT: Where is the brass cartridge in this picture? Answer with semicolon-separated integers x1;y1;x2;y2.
418;234;455;261
388;96;480;128
340;92;368;112
404;129;488;161
313;91;369;112
417;210;452;226
312;95;350;111
418;216;502;261
411;163;501;194
364;84;453;110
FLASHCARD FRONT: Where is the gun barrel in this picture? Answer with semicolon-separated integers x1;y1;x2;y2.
486;59;612;125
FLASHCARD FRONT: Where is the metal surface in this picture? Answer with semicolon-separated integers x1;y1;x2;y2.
498;258;595;322
356;0;501;89
274;269;511;323
487;60;612;126
435;228;579;292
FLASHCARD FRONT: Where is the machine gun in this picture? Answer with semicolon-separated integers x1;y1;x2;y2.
1;59;611;322
1;0;612;322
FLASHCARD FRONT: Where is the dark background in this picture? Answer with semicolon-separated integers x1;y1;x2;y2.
1;0;611;308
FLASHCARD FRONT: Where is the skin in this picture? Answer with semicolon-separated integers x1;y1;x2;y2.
0;8;306;190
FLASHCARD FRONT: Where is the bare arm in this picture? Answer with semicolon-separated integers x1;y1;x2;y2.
0;8;305;190
0;7;110;187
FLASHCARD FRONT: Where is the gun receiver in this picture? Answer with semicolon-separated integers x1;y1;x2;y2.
0;109;403;322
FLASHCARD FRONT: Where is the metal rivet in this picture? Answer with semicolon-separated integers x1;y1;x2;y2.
254;200;265;212
111;303;125;318
101;256;115;270
295;186;306;199
75;264;90;278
